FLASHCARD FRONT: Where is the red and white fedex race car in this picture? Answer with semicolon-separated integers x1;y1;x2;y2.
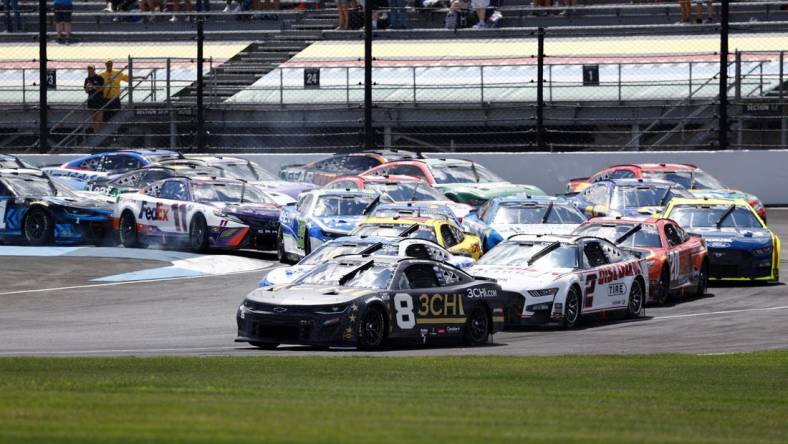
113;176;283;252
470;234;648;328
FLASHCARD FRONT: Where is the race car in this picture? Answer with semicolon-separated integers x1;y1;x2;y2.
114;176;286;252
352;216;483;259
661;198;780;282
571;178;693;219
158;155;315;200
565;163;767;222
573;217;708;305
470;234;648;328
278;189;391;262
0;169;113;245
43;149;181;189
236;255;505;349
462;195;587;251
263;235;475;287
325;175;473;221
84;164;221;198
370;202;461;225
279;150;420;186
360;158;545;206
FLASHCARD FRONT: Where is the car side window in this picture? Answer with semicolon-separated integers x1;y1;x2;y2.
583;241;609;268
104;155;142;172
675;225;689;243
434;264;467;286
440;225;458;247
296;195;311;213
588;184;608;205
609;169;635;179
601;242;624;264
343;156;380;172
79;155;103;171
159;180;188;201
402;263;440;288
333;181;358;190
112;171;142;187
664;223;682;246
391;165;426;179
450;225;465;243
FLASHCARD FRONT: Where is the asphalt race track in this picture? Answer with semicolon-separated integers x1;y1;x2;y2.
1;210;786;358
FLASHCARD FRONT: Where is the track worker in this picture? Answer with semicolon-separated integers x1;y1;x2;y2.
100;59;128;121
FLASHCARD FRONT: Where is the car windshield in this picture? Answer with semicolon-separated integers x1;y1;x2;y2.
353;224;438;243
366;182;447;202
643;170;724;190
4;176;58;197
192;182;272;204
669;205;762;229
492;204;585;224
477;241;578;269
574;224;662;248
300;242;399;265
429;163;503;184
219;162;267;182
611;185;687;209
296;262;394;289
313;195;376;217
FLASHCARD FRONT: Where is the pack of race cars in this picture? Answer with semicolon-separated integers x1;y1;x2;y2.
0;150;780;351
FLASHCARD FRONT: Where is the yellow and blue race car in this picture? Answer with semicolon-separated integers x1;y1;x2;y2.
352;215;483;260
661;198;779;283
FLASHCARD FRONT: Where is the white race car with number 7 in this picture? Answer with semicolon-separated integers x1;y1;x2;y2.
470;234;648;329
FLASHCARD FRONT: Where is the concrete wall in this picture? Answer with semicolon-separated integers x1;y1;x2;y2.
19;150;788;205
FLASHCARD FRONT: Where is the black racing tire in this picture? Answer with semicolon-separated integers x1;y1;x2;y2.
627;278;645;319
119;210;142;248
303;231;312;257
656;266;671;306
189;213;209;253
276;227;289;264
249;341;279;350
696;261;709;297
357;305;386;350
23;207;53;246
463;306;490;346
561;285;582;329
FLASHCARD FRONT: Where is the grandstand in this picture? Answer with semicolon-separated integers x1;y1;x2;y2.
0;1;786;152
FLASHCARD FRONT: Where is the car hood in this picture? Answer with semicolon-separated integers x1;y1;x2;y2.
32;195;114;213
437;182;545;199
313;215;365;233
246;285;375;305
491;223;579;238
260;265;312;287
688;227;772;248
222;203;280;219
470;264;572;289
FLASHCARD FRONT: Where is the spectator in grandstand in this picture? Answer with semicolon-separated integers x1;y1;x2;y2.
170;0;192;21
679;0;712;23
103;0;135;13
139;0;162;21
559;0;575;16
84;65;105;132
335;0;352;29
358;0;386;29
3;0;22;32
533;0;550;16
471;0;488;28
388;0;408;29
100;60;128;121
53;0;73;44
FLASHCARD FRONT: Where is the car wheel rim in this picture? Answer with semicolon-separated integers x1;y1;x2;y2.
630;282;643;313
191;220;204;248
658;271;669;304
363;310;384;346
469;310;488;342
121;216;134;241
566;291;578;323
27;212;46;240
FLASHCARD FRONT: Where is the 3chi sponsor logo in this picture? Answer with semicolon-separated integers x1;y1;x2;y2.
465;287;498;298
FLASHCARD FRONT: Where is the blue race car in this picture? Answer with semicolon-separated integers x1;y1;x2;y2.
276;189;391;263
0;170;113;245
571;178;693;219
261;235;475;287
462;195;587;251
43;149;181;190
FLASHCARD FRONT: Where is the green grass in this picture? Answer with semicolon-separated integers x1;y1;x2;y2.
0;352;786;443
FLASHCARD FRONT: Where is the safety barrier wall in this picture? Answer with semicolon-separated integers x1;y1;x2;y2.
19;150;788;205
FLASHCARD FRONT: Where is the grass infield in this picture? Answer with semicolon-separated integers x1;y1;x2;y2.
0;352;786;443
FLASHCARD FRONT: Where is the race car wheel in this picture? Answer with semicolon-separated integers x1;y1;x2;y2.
276;227;290;264
696;261;708;297
357;305;386;350
119;210;142;248
656;266;671;306
23;207;53;246
562;285;581;329
249;341;279;350
303;232;312;256
189;213;209;253
627;279;644;319
463;306;490;346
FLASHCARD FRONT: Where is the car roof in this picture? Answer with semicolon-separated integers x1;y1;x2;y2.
506;233;615;245
361;175;424;184
309;189;380;198
605;178;679;187
667;197;750;207
493;194;570;205
584;216;662;226
361;216;442;226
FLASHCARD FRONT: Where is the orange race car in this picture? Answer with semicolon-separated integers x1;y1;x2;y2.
573;217;708;306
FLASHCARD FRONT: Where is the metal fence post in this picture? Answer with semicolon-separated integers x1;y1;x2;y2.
364;5;373;150
196;18;205;151
734;51;741;99
412;67;416;105
688;62;693;100
38;0;48;153
718;0;729;150
279;68;284;106
166;58;171;103
480;66;484;105
617;63;622;102
536;27;546;152
22;69;26;107
128;55;134;108
780;51;786;148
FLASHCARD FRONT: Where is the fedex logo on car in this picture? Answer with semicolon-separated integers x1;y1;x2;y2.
139;201;169;222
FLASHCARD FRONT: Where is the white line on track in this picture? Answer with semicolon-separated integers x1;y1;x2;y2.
653;305;788;320
0;346;242;356
0;267;274;296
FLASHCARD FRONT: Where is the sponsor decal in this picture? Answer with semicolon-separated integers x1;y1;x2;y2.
465;287;498;299
446;326;461;334
138;201;169;222
417;293;465;317
273;307;287;313
597;261;642;285
608;283;626;297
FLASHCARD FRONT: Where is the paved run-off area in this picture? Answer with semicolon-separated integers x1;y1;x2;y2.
0;211;786;357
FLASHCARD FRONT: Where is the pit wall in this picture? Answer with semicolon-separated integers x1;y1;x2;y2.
19;150;788;205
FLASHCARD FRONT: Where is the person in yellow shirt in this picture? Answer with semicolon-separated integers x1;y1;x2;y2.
100;59;128;121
